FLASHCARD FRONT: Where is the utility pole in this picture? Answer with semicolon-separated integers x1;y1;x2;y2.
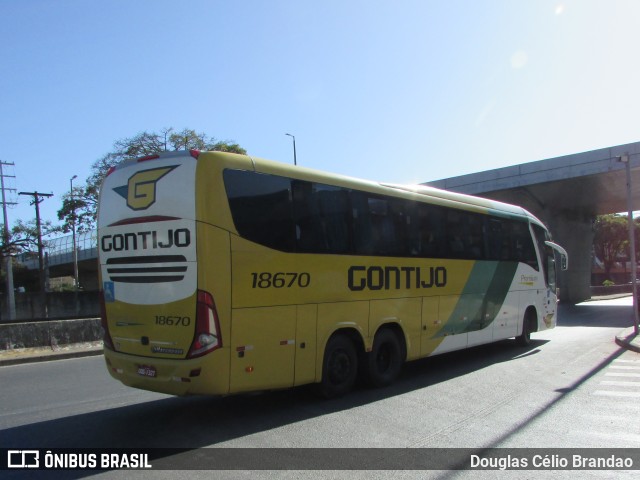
18;191;53;294
0;161;16;320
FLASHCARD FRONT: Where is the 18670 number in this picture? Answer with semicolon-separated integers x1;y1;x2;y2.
155;315;191;326
251;272;311;289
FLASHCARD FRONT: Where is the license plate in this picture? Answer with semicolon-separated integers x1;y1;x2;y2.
137;365;157;378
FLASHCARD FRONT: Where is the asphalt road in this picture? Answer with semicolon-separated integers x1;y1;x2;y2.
1;298;639;479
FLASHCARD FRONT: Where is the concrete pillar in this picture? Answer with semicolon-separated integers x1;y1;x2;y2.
544;211;594;304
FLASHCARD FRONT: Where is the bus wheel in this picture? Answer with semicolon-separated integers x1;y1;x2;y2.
366;328;403;388
516;310;535;346
320;334;358;398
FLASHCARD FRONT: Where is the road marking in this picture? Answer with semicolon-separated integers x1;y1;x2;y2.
595;357;640;398
600;380;640;387
594;391;640;398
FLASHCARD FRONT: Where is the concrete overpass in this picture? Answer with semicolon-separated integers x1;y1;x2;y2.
18;231;99;291
22;141;640;303
426;141;640;304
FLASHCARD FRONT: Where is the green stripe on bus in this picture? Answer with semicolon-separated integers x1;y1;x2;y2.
435;261;518;337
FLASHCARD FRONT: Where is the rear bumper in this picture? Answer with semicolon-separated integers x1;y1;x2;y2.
103;347;230;396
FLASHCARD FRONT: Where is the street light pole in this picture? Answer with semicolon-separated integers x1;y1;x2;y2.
285;133;297;166
70;175;79;291
619;153;640;335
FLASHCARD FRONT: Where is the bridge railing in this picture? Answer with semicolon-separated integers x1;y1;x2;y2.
16;230;98;269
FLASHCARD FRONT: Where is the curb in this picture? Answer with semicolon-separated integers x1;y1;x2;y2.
0;345;103;367
615;327;640;354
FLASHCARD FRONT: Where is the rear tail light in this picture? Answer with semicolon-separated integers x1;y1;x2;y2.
137;154;161;162
187;290;222;358
99;291;115;351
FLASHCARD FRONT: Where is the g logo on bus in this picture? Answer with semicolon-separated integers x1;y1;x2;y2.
113;165;178;210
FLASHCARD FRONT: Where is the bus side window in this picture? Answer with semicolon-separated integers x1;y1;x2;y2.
512;221;538;269
292;180;325;252
445;210;485;260
405;202;421;256
317;187;351;254
368;196;399;256
352;193;409;257
224;169;295;252
351;191;373;255
293;181;352;254
487;218;506;260
414;203;446;258
467;214;486;260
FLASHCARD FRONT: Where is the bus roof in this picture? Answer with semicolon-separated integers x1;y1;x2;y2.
381;182;544;226
113;150;546;230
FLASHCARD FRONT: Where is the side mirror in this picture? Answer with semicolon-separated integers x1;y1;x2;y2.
545;241;568;271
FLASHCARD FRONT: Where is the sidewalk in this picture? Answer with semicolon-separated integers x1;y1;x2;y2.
0;341;103;367
585;294;640;353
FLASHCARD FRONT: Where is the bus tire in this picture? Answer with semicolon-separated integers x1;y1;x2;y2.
319;334;358;398
516;310;535;346
366;328;403;388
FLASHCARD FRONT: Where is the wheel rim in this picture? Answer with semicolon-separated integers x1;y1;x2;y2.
328;349;352;384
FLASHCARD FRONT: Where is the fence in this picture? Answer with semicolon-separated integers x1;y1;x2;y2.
16;230;98;270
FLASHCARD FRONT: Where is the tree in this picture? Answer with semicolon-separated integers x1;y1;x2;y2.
593;214;631;279
57;128;246;232
0;219;59;258
0;219;60;292
0;222;35;259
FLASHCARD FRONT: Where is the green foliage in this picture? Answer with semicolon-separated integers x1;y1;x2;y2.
0;219;59;287
602;279;615;287
0;219;60;258
57;128;246;232
593;214;639;277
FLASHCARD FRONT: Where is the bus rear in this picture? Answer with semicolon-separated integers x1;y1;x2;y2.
98;150;227;395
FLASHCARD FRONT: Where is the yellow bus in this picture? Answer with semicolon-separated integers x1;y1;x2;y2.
98;150;567;397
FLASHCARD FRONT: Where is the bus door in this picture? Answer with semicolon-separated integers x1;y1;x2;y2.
532;224;568;329
542;240;568;326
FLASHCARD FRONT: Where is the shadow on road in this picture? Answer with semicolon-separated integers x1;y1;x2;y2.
558;301;635;329
6;300;633;477
2;338;547;477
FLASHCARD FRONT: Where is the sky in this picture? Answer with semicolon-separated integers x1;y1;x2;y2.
2;0;640;230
